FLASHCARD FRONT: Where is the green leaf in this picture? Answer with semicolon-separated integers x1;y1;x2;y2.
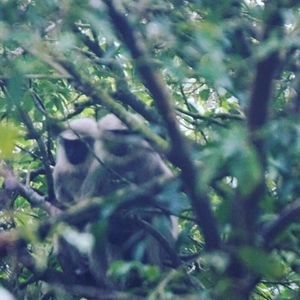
238;247;285;279
0;124;19;158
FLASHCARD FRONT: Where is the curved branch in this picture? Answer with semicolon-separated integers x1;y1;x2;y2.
103;0;221;251
54;59;168;154
38;176;175;238
73;24;160;124
23;43;168;154
1;84;55;200
247;5;283;162
262;199;300;248
0;164;60;215
232;3;284;244
134;217;181;268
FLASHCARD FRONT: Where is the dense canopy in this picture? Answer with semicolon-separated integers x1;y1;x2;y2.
0;1;300;299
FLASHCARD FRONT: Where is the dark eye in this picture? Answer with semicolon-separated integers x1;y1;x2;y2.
104;129;135;156
62;138;90;165
107;140;130;156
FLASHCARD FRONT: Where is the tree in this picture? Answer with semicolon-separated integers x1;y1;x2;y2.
0;0;300;299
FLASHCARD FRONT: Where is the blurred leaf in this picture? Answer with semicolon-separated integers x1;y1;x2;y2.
238;247;285;279
221;126;262;196
108;260;160;290
0;0;299;299
0;124;19;158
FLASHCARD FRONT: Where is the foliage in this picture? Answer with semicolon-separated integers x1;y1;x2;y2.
0;0;300;299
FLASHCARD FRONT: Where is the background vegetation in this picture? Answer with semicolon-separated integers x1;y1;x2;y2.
0;0;300;299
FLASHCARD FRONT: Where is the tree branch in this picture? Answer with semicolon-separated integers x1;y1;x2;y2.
103;0;221;250
17;108;56;200
134;217;181;268
262;199;300;248
247;5;283;162
0;164;60;215
73;24;160;125
234;3;284;242
1;84;55;201
54;58;168;154
38;176;175;238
